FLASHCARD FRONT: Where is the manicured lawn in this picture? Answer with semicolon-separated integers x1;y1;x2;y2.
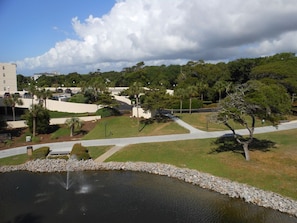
83;116;188;140
177;112;275;131
88;146;112;159
49;111;95;118
107;129;297;200
0;154;29;165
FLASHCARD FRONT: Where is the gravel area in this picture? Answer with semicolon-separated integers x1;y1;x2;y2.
1;159;297;217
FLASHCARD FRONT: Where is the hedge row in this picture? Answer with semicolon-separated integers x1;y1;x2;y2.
32;147;50;160
70;143;90;160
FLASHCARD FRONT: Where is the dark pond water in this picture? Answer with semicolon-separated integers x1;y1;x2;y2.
0;171;296;223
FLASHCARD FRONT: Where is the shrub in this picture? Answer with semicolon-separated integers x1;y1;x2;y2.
70;143;90;160
96;107;121;117
32;146;50;159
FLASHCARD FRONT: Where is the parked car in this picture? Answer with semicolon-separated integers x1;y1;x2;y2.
23;92;32;98
4;92;10;98
65;88;72;94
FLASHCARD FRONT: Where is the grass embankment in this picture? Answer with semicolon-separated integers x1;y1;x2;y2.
107;129;297;200
83;116;188;139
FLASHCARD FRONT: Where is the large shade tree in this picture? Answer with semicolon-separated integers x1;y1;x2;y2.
216;80;291;161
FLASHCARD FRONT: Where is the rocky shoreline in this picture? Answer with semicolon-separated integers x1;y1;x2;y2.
1;159;297;218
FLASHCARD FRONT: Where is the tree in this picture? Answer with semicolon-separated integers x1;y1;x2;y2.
141;87;169;116
213;80;229;102
174;88;187;114
65;117;83;137
36;88;52;108
22;104;50;137
216;81;291;161
4;94;23;121
187;85;199;114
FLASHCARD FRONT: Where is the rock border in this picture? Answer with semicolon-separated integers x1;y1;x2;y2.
1;159;297;218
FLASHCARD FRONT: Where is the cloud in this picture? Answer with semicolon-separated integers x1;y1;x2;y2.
17;0;297;74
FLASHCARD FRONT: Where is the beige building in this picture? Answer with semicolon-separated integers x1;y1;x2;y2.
0;63;17;92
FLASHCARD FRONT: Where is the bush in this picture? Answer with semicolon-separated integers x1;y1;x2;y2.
96;107;121;117
32;146;50;159
70;143;90;160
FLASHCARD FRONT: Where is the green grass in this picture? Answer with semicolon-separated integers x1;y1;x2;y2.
107;128;297;200
0;154;29;165
177;113;282;131
83;116;188;140
50;126;70;139
88;146;113;159
49;111;95;118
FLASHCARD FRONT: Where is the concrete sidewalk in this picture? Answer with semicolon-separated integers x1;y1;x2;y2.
1;117;297;159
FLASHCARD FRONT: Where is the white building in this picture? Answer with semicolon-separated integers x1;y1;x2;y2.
0;63;17;93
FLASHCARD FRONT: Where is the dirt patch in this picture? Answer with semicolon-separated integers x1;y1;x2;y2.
0;121;98;151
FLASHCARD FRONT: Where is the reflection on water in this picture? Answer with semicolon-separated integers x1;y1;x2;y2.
0;171;296;223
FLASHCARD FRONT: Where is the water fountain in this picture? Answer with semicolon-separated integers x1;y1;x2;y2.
1;171;296;223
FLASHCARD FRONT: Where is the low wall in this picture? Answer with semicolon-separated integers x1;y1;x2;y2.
7;116;101;128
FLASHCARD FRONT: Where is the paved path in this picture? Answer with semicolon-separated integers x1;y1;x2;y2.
1;117;297;160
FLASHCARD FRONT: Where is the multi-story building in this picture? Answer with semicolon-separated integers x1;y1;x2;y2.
33;72;59;81
0;63;17;92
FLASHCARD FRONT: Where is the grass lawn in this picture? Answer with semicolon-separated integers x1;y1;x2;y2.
177;112;294;131
107;128;297;200
0;154;29;165
49;111;95;118
83;115;188;140
88;146;113;159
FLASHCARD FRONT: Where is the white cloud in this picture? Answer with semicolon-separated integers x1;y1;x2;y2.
17;0;297;74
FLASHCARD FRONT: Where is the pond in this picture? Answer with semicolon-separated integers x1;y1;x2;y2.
0;171;296;223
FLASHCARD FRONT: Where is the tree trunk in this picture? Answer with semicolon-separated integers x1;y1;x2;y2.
242;143;250;161
189;98;192;114
12;106;15;121
70;126;74;137
33;117;36;137
180;99;182;114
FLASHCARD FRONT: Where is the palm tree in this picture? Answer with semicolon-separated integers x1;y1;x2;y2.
4;94;23;121
65;117;82;137
214;81;228;102
30;104;42;137
36;88;52;108
187;85;199;114
174;88;187;114
196;81;209;101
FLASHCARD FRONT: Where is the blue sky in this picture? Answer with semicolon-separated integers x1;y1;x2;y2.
0;0;115;61
1;0;297;75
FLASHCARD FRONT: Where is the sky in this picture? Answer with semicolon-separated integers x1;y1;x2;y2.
1;0;297;76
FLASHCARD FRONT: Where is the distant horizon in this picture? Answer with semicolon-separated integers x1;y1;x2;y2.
1;0;297;76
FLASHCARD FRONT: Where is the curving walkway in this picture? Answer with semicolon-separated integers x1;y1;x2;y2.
1;116;297;160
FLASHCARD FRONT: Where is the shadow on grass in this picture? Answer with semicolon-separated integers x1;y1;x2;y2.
138;114;173;132
46;125;60;134
210;135;276;156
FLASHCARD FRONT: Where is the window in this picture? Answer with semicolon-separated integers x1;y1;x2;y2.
2;66;4;70
3;73;5;77
3;87;6;91
3;80;5;84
